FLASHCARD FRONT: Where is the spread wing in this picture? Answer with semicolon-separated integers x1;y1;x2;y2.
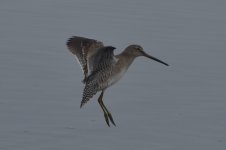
66;36;104;80
80;46;116;107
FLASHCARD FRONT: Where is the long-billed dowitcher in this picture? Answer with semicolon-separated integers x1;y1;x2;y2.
66;36;169;127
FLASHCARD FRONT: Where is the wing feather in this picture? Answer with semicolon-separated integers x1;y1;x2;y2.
66;36;117;107
80;46;116;107
66;36;104;79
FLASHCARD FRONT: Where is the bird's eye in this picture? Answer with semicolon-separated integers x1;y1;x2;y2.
135;46;140;50
135;46;141;50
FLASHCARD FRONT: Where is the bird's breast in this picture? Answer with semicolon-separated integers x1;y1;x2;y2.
106;67;127;88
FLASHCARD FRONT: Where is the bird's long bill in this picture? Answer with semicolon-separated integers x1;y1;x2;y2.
143;52;169;66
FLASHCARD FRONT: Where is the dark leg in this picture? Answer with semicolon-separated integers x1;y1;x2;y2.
100;99;116;126
98;91;110;126
98;91;116;127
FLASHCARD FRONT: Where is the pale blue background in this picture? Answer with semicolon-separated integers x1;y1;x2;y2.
1;0;226;149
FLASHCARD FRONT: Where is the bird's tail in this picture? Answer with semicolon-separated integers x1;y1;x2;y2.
80;84;98;108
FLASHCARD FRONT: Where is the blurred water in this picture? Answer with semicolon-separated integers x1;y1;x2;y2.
1;0;226;150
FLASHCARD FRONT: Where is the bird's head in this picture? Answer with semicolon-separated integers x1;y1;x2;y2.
126;44;169;66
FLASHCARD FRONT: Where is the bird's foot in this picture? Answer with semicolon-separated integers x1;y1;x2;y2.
107;112;116;126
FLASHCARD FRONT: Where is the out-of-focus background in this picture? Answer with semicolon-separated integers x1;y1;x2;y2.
1;0;226;149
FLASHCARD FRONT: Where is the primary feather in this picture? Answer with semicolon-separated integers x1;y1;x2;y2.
66;36;116;107
66;36;104;80
81;46;116;107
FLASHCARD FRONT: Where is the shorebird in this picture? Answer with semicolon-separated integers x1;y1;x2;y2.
66;36;169;127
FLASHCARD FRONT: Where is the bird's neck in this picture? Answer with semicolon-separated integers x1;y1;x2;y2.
115;51;136;70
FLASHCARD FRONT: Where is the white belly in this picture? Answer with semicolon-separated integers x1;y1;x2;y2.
107;67;127;88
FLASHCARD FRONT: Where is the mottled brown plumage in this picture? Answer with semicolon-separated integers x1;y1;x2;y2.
67;36;104;80
66;36;169;126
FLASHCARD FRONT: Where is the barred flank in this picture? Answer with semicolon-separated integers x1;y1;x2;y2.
80;84;98;108
79;46;115;107
80;69;112;107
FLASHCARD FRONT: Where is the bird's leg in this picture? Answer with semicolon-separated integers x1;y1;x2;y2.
98;91;110;126
98;91;116;126
101;101;116;126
